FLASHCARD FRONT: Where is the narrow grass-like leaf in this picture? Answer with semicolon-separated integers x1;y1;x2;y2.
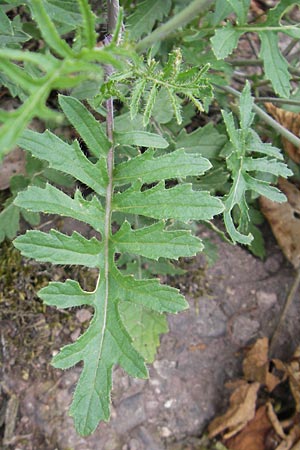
143;84;157;126
113;221;203;260
130;78;147;119
14;230;102;267
29;0;73;57
167;88;182;124
77;0;97;48
114;149;211;185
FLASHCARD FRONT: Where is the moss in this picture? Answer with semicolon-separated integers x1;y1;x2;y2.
0;241;96;380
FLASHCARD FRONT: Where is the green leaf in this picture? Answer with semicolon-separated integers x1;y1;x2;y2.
113;267;188;313
21;209;40;226
14;230;102;267
0;8;12;35
114;130;168;148
264;0;300;27
29;0;73;57
119;303;168;362
167;89;182;124
143;83;157;126
127;0;172;39
239;81;254;130
0;59;40;94
130;78;147;119
247;131;283;159
52;278;148;435
58;95;110;158
114;148;211;185
175;123;227;158
113;221;203;260
226;0;250;24
222;83;292;244
0;10;30;47
18;130;107;195
212;1;233;25
0;202;20;243
211;24;243;59
150;87;174;124
243;157;292;178
39;280;95;308
244;174;287;202
14;184;105;233
259;32;291;98
114;181;224;221
43;0;82;26
77;0;96;48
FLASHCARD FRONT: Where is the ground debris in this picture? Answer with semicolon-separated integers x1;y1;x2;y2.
208;339;300;450
260;178;300;270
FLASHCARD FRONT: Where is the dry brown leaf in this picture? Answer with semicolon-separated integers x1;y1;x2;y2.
287;347;300;413
243;337;280;391
243;338;269;383
275;425;300;450
225;405;272;450
291;438;300;450
0;148;26;190
208;381;260;439
265;103;300;164
267;401;287;440
243;337;281;392
260;178;300;269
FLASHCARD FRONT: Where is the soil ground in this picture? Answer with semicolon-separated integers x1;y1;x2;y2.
1;221;299;450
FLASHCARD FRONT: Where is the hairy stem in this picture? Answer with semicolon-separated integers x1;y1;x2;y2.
215;84;300;149
102;0;119;331
136;0;214;53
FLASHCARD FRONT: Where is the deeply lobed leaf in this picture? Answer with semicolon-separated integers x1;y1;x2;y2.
222;83;292;244
13;92;222;435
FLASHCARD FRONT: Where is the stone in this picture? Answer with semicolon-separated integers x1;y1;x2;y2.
256;291;277;310
76;308;92;323
232;316;260;345
112;393;146;434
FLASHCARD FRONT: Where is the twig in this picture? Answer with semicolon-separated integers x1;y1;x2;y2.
255;97;300;106
136;0;214;53
270;268;300;355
